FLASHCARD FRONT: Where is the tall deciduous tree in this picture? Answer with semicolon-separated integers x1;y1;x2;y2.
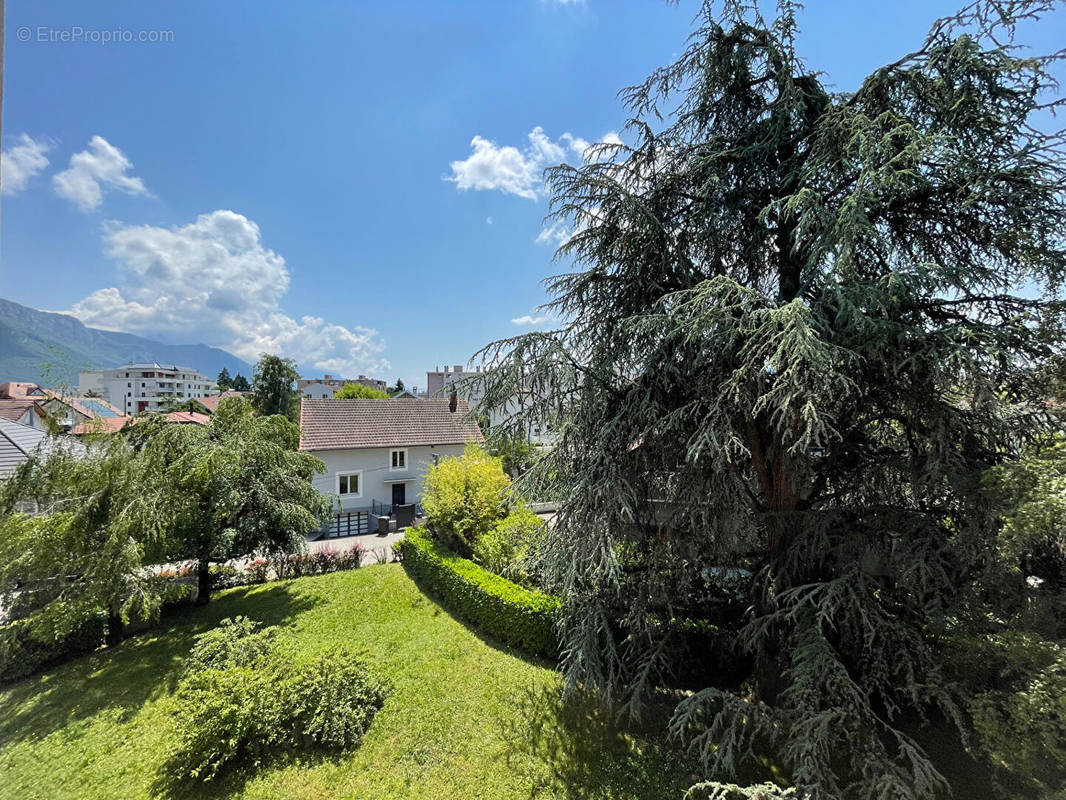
142;397;329;603
252;354;300;420
474;2;1066;797
0;435;167;646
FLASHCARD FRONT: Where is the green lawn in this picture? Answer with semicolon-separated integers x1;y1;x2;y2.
0;564;690;800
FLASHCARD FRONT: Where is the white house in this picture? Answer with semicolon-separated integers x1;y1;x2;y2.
300;397;484;535
301;382;338;399
298;374;388;399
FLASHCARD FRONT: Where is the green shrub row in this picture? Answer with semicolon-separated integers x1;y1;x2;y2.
397;526;561;657
0;612;106;684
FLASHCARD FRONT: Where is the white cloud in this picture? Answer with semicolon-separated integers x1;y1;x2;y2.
1;134;51;195
535;221;573;248
536;203;602;249
53;136;148;211
511;313;559;327
66;210;389;376
447;128;622;200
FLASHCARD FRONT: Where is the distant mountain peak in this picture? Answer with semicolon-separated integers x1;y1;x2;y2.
0;297;252;387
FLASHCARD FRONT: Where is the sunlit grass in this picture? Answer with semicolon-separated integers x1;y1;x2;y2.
0;564;689;800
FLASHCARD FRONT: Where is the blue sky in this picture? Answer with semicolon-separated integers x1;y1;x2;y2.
2;0;1061;390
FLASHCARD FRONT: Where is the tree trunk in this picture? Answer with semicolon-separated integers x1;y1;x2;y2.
105;606;124;647
196;558;211;605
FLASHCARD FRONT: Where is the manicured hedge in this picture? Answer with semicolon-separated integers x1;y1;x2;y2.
397;527;561;658
0;612;107;684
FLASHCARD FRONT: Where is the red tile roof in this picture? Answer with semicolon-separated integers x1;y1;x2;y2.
71;411;210;435
194;391;251;413
0;382;45;400
299;398;484;451
0;399;38;423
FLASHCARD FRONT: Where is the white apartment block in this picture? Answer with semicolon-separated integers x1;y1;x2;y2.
78;363;214;414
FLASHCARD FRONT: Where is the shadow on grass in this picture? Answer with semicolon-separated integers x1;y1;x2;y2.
151;742;342;800
0;582;322;748
498;682;695;800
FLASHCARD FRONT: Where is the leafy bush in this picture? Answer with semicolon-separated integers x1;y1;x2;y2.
164;618;386;785
283;652;388;749
422;444;510;555
957;631;1066;799
246;558;270;584
208;564;245;591
471;504;546;585
0;612;106;684
270;546;364;580
398;526;560;657
183;616;275;674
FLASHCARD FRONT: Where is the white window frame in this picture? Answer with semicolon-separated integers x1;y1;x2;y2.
389;448;408;471
336;470;363;498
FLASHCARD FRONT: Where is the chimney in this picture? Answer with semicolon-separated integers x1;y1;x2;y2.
449;392;457;413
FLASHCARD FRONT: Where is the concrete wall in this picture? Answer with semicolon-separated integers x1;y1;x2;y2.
308;442;468;512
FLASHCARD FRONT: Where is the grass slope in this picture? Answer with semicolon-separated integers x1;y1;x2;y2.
0;565;689;800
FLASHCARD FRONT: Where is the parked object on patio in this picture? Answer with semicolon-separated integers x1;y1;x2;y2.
394;503;417;529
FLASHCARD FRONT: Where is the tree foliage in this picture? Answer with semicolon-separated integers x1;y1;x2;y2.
140;397;329;603
471;2;1066;797
252;354;300;420
422;444;511;556
333;382;390;399
231;373;251;392
0;434;168;645
216;367;233;391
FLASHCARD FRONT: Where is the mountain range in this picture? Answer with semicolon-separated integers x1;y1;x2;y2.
0;297;252;388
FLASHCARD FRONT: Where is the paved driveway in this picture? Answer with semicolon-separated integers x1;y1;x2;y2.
307;529;406;563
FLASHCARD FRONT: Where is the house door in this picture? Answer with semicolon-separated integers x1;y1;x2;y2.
391;482;406;506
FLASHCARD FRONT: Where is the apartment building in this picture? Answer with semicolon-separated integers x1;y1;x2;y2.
78;363;214;414
424;363;556;445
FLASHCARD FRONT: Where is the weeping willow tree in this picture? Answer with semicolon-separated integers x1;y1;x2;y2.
471;1;1066;797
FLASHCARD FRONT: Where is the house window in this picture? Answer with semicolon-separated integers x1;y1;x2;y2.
337;471;362;497
390;449;407;471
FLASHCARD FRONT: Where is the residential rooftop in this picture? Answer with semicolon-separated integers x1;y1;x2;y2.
299;398;484;451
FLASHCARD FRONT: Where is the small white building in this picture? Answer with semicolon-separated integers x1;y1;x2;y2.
298;374;388;399
79;363;214;415
300;397;484;535
301;382;338;399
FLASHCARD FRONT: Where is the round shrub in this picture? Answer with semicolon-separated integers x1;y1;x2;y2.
182;616;275;674
422;444;510;555
471;504;546;585
163;618;387;786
